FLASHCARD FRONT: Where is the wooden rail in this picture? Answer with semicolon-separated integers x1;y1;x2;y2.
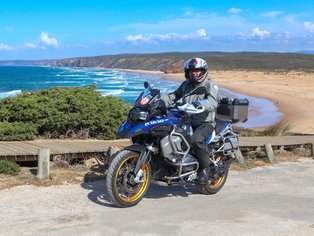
0;136;313;162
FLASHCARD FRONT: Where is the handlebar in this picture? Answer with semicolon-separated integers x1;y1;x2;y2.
177;103;205;114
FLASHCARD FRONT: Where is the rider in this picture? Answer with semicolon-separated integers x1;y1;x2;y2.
161;58;219;183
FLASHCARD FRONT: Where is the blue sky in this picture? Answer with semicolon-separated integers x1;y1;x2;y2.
1;0;314;60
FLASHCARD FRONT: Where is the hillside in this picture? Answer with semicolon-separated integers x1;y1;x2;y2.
0;52;314;72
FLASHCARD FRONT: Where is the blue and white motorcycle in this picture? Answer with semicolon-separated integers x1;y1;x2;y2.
106;82;245;208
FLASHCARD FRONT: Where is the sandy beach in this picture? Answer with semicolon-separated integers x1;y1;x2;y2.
162;71;314;134
107;68;314;134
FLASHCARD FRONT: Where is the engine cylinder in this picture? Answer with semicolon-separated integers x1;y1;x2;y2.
160;135;183;160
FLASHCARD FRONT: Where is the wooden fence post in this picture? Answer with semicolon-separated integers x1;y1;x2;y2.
310;143;314;158
265;143;275;163
37;148;50;180
234;148;247;167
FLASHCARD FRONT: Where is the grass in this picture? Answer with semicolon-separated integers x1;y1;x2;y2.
236;122;293;137
261;122;293;136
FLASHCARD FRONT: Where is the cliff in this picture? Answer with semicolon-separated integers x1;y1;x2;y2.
1;52;314;72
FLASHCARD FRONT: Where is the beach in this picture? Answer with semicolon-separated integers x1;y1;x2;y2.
161;70;314;134
1;66;312;134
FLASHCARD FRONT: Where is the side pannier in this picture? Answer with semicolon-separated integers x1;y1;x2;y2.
216;97;249;123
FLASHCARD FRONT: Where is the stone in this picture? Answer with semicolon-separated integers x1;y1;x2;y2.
84;158;99;169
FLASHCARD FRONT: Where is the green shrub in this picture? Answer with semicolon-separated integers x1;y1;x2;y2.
0;86;131;141
0;122;38;141
235;122;293;137
0;160;21;176
260;122;293;136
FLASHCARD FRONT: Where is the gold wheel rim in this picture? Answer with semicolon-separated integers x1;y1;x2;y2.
208;154;226;189
209;175;225;189
114;155;150;203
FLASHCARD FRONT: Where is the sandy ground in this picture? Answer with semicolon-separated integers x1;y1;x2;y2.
157;71;314;134
1;158;313;236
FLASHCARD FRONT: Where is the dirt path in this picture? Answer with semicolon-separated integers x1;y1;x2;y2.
1;158;314;236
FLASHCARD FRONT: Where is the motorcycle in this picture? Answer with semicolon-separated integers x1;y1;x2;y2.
106;81;248;208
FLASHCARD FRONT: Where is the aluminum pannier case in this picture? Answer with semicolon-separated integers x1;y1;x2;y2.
216;97;249;123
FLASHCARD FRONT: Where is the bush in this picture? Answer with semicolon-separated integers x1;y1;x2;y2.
0;86;131;140
0;122;38;141
0;160;21;176
260;122;293;136
235;122;293;137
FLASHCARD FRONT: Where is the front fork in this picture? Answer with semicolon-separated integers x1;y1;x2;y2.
133;142;158;183
133;149;151;183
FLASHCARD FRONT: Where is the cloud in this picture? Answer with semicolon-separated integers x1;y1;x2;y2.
251;27;271;39
0;43;15;51
228;8;242;14
25;42;37;49
124;28;208;43
40;32;59;47
274;31;291;40
236;32;247;39
197;28;207;37
304;21;314;32
125;34;149;42
261;11;283;18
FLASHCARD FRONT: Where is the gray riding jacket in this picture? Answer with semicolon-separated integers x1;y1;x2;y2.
161;78;219;128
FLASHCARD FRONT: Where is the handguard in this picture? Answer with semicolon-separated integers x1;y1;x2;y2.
177;103;205;114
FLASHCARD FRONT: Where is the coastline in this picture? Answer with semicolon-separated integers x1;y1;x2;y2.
111;68;314;134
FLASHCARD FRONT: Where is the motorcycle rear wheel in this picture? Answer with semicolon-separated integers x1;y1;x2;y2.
106;150;151;208
196;167;228;195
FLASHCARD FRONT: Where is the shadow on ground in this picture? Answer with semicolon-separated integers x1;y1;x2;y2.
81;179;198;208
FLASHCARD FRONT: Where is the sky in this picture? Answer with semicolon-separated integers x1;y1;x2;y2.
0;0;314;60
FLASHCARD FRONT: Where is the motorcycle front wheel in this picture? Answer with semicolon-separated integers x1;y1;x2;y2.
106;150;151;208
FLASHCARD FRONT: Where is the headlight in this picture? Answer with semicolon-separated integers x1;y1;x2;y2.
138;111;148;120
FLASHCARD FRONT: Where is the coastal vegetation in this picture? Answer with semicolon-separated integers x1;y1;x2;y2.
0;160;21;176
1;52;313;72
0;86;130;141
236;122;293;137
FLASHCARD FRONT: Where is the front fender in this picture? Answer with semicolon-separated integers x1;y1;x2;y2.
124;144;151;175
108;144;146;166
124;144;146;154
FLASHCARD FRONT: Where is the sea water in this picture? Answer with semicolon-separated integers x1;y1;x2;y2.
0;66;282;128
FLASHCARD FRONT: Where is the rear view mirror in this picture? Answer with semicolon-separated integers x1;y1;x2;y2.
144;81;149;89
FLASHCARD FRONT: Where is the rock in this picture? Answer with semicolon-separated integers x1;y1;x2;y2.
52;155;69;169
279;145;287;154
255;146;262;152
74;176;84;182
84;158;99;169
247;151;257;159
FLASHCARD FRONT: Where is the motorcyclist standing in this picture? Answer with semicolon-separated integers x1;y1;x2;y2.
161;58;219;183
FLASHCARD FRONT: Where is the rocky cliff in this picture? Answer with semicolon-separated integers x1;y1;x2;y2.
1;52;314;72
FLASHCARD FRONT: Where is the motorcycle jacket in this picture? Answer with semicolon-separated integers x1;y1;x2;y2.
162;78;218;128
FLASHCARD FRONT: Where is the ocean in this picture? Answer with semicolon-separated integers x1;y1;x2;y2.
0;66;282;128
